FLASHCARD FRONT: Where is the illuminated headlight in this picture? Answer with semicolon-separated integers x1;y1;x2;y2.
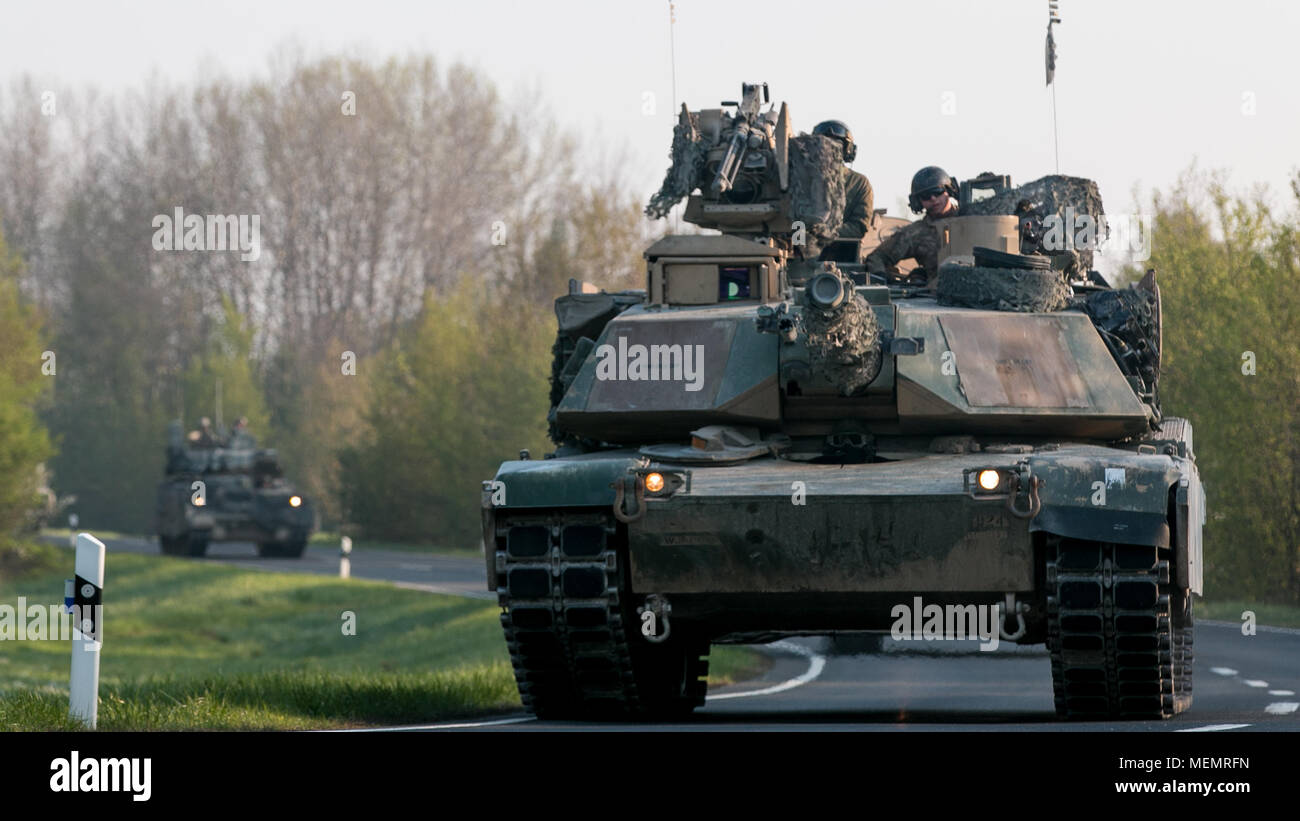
965;466;1014;498
641;470;686;497
289;496;302;508
193;497;206;507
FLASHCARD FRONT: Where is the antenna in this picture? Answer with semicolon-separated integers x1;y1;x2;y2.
1046;1;1061;174
668;2;678;114
215;377;223;434
668;1;680;232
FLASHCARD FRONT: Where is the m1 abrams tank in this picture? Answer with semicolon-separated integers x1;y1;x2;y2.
156;420;316;558
484;83;1205;720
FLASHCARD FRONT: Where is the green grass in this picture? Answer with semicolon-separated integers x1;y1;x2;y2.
1197;598;1300;629
0;546;521;729
0;543;766;729
707;645;772;686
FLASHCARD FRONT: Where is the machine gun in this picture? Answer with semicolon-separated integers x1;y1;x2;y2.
709;82;769;197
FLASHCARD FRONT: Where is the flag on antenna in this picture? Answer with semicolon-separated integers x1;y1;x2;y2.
1046;24;1057;85
1045;1;1060;86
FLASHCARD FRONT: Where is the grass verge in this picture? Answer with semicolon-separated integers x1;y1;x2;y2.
0;544;764;729
1;546;519;729
1197;597;1300;629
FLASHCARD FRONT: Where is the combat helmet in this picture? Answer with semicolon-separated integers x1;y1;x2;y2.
812;120;856;163
908;165;958;212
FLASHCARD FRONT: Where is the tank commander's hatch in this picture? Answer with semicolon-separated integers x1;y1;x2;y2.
935;215;1020;267
646;234;783;305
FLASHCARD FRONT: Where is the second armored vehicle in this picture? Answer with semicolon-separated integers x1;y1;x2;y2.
156;420;316;558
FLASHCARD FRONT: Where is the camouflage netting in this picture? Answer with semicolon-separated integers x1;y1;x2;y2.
935;262;1071;313
645;110;708;220
961;175;1106;270
800;267;881;395
789;134;845;255
1078;285;1161;416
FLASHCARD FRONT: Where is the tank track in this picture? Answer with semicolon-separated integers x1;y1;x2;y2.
1046;536;1192;719
494;511;708;719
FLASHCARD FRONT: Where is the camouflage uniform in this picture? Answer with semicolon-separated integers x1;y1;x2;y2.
864;204;960;282
839;169;874;239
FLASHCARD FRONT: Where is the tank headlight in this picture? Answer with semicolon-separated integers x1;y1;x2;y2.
977;470;1001;491
193;497;205;507
289;495;302;508
644;473;665;493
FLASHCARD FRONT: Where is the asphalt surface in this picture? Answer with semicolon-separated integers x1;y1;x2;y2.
89;533;1300;732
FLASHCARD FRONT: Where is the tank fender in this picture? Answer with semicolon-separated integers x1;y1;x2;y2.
488;453;642;510
1027;452;1182;547
481;452;642;590
1174;460;1206;595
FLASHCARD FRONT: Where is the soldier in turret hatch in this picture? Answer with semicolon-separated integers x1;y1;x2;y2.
812;120;874;239
192;417;218;448
227;416;255;449
865;165;961;285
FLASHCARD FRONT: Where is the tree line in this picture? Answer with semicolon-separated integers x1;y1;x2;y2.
0;52;648;548
1124;169;1300;602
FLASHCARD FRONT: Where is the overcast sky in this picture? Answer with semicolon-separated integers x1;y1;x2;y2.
6;0;1298;223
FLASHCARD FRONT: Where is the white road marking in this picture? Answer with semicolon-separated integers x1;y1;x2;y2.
1210;667;1238;676
1243;679;1269;688
1264;702;1299;715
1268;690;1295;696
706;640;826;701
1176;724;1251;733
328;716;536;732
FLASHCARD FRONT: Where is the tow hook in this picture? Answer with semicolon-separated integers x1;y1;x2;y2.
999;593;1028;641
611;474;647;523
637;594;672;643
1006;464;1042;519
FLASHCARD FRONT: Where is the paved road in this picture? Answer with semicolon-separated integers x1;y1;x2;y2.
93;533;1300;732
381;624;1300;733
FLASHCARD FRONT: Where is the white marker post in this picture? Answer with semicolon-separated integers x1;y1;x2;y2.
70;533;105;729
67;513;79;548
340;536;352;579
